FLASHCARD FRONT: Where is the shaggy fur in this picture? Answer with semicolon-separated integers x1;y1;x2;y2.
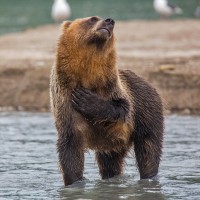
50;16;164;186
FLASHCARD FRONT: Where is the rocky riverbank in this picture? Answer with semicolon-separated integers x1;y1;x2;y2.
0;20;200;114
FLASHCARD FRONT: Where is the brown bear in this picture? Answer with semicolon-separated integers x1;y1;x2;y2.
50;16;164;186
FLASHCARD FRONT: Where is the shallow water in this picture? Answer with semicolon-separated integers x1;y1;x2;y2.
0;113;200;200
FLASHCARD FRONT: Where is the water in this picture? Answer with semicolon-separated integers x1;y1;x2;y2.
0;113;200;200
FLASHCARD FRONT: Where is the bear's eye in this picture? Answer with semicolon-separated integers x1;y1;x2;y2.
90;17;99;23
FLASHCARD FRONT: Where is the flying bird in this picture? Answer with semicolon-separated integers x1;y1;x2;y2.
51;0;71;22
153;0;182;18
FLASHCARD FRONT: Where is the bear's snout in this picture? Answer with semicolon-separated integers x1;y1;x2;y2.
104;18;115;26
96;18;115;38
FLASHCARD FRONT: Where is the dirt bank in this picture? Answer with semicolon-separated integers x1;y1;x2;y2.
0;20;200;114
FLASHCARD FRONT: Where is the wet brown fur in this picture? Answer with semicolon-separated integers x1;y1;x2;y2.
50;16;164;186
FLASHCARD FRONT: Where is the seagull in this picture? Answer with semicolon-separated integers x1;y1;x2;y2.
153;0;182;18
51;0;71;23
195;6;200;17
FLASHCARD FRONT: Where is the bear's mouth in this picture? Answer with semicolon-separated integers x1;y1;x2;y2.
97;28;111;37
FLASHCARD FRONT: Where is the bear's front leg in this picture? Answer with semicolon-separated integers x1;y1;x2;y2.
56;123;84;186
72;88;130;123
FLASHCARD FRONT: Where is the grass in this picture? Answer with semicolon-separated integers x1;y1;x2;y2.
0;0;199;35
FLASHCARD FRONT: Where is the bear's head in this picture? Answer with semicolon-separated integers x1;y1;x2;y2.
60;16;115;50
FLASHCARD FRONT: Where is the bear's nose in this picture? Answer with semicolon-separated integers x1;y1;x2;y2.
104;18;115;26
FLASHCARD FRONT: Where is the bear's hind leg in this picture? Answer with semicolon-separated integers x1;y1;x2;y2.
96;150;127;179
133;127;163;179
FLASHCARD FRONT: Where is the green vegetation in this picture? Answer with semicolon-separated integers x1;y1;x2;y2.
0;0;199;34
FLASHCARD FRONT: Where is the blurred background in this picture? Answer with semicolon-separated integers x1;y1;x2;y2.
1;0;200;114
0;0;199;35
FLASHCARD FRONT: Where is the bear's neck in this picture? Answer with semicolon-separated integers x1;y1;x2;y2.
56;44;118;93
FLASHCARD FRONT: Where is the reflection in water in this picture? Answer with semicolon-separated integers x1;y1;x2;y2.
0;113;200;200
59;178;166;200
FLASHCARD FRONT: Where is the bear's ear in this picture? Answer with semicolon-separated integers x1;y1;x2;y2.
63;21;72;29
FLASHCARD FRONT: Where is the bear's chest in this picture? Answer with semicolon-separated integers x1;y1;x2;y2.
75;115;130;152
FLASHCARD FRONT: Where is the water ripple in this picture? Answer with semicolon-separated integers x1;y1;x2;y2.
0;112;200;200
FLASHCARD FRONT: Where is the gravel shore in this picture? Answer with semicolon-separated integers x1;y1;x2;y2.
0;20;200;114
